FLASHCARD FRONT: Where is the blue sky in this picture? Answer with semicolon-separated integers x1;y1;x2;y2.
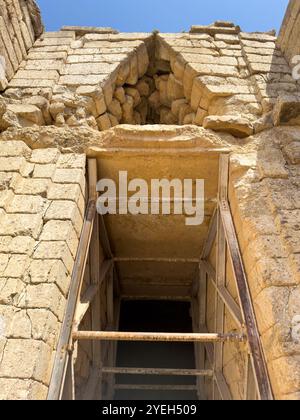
36;0;289;34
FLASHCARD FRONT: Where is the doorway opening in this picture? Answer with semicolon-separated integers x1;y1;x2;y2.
48;155;273;401
115;300;197;400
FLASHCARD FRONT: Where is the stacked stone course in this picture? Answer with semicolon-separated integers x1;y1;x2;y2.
1;20;300;139
0;0;43;90
0;140;86;399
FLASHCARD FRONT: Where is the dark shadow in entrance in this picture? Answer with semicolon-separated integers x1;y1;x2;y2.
115;300;198;400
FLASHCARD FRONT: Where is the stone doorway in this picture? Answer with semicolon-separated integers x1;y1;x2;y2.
47;134;273;400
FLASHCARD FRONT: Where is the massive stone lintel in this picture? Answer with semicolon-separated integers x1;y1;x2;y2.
61;26;119;36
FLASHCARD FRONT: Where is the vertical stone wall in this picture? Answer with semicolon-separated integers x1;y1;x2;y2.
277;0;300;65
0;140;86;399
0;0;43;91
229;129;300;400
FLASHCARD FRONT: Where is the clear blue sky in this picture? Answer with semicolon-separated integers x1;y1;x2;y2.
36;0;289;34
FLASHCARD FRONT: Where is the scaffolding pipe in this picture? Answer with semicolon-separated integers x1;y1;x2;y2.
73;331;246;343
102;367;214;377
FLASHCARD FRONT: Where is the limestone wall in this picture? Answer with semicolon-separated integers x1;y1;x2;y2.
0;0;43;91
277;0;300;65
0;141;86;399
1;23;300;137
229;129;300;400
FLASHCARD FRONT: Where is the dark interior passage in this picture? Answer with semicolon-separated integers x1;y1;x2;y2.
115;300;198;400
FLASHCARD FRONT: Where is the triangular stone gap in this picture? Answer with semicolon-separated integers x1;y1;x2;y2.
71;28;300;137
1;24;300;138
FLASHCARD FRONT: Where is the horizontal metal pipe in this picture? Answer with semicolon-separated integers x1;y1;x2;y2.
102;367;213;377
73;331;246;343
114;257;199;264
114;384;198;391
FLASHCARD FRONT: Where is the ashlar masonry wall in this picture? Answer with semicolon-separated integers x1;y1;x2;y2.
277;0;300;65
0;140;86;399
229;128;300;400
0;0;43;91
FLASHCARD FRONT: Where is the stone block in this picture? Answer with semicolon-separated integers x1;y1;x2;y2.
283;142;300;164
108;99;123;121
0;157;26;172
7;195;47;214
254;286;290;334
14;69;59;81
40;220;79;257
97;113;112;131
62;62;118;75
34;37;73;47
167;74;184;102
33;164;56;179
8;237;36;256
114;86;126;104
44;201;83;237
30;148;60;164
47;183;84;205
273;94;300;126
257;144;289;179
56;154;86;169
3;255;30;278
126;53;139;85
52;168;85;194
203;115;254;137
0;378;48;400
0;141;31;158
6;309;32;339
0;190;14;211
0;278;26;306
0;339;53;384
12;176;50;197
27;309;60;348
29;259;70;296
59;74;108;86
25;59;64;71
0;254;9;275
24;282;66;323
0;214;43;239
8;79;56;89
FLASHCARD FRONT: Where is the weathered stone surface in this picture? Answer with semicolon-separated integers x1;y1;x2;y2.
1;4;300;399
45;200;83;237
273;95;300;126
96;113;112;131
6;104;44;126
29;259;70;296
7;195;46;214
33;241;74;274
203;115;254;137
0;141;31;158
52;168;85;193
0;214;43;239
0;339;52;383
40;220;78;257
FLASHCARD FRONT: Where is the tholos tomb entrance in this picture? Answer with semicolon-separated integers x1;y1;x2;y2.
47;137;272;401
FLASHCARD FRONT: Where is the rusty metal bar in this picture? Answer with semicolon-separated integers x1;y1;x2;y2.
102;367;214;377
114;384;198;391
219;199;273;401
73;331;246;343
201;207;217;260
214;154;229;401
114;257;199;263
202;260;244;328
47;198;96;400
73;260;113;329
